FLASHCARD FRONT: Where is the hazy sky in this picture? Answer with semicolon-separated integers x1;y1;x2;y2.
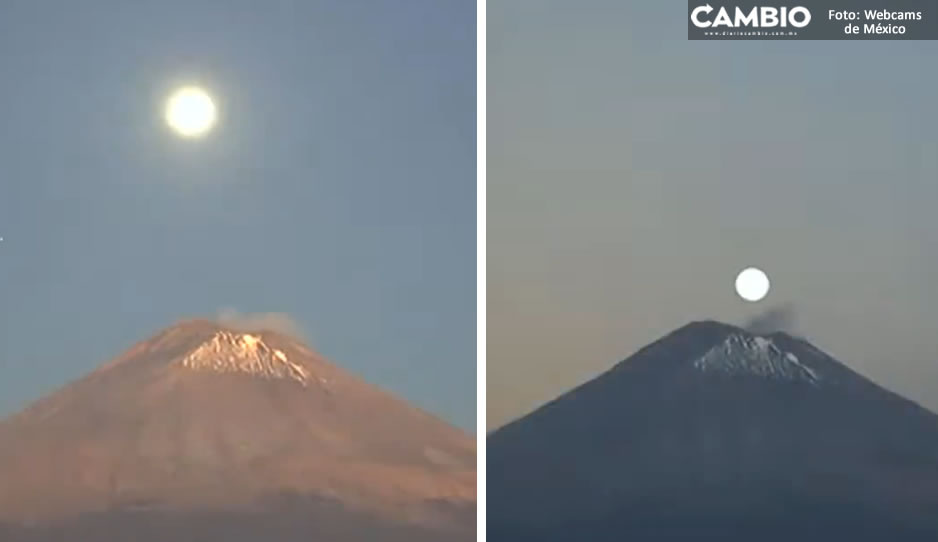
0;1;475;431
489;1;937;430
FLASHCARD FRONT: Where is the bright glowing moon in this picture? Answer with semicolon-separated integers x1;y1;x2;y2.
735;267;770;302
164;86;217;138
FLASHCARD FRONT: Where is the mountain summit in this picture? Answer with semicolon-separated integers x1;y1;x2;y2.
178;330;315;385
488;320;938;541
0;319;475;542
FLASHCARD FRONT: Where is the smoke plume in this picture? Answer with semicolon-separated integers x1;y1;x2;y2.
215;308;308;341
744;304;797;335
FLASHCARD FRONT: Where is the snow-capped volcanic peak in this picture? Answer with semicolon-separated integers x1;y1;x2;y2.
693;333;821;384
178;330;312;386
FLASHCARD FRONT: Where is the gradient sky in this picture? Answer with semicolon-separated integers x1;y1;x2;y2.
0;1;475;432
489;1;937;430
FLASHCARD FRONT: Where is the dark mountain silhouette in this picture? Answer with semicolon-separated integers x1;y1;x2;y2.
488;320;938;541
0;319;475;541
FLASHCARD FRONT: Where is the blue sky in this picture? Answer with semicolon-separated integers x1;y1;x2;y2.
0;1;476;432
489;1;937;429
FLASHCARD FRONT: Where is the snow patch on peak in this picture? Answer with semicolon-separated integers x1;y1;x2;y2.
178;331;312;386
693;334;821;385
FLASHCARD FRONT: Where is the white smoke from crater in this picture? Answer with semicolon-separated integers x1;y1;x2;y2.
215;308;308;341
744;304;797;335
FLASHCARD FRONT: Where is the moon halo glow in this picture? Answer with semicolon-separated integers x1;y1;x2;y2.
164;86;217;138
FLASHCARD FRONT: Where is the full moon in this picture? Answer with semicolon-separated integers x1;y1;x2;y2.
735;267;770;302
164;86;217;138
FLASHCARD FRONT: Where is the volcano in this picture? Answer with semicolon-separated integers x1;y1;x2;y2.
0;319;475;541
488;321;938;541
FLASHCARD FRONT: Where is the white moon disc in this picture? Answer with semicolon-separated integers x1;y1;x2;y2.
735;267;770;302
164;86;217;138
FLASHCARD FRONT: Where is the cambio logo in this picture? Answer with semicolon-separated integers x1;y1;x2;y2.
691;4;811;28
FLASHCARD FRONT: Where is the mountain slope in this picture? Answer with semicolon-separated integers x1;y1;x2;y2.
488;321;938;541
0;319;475;541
